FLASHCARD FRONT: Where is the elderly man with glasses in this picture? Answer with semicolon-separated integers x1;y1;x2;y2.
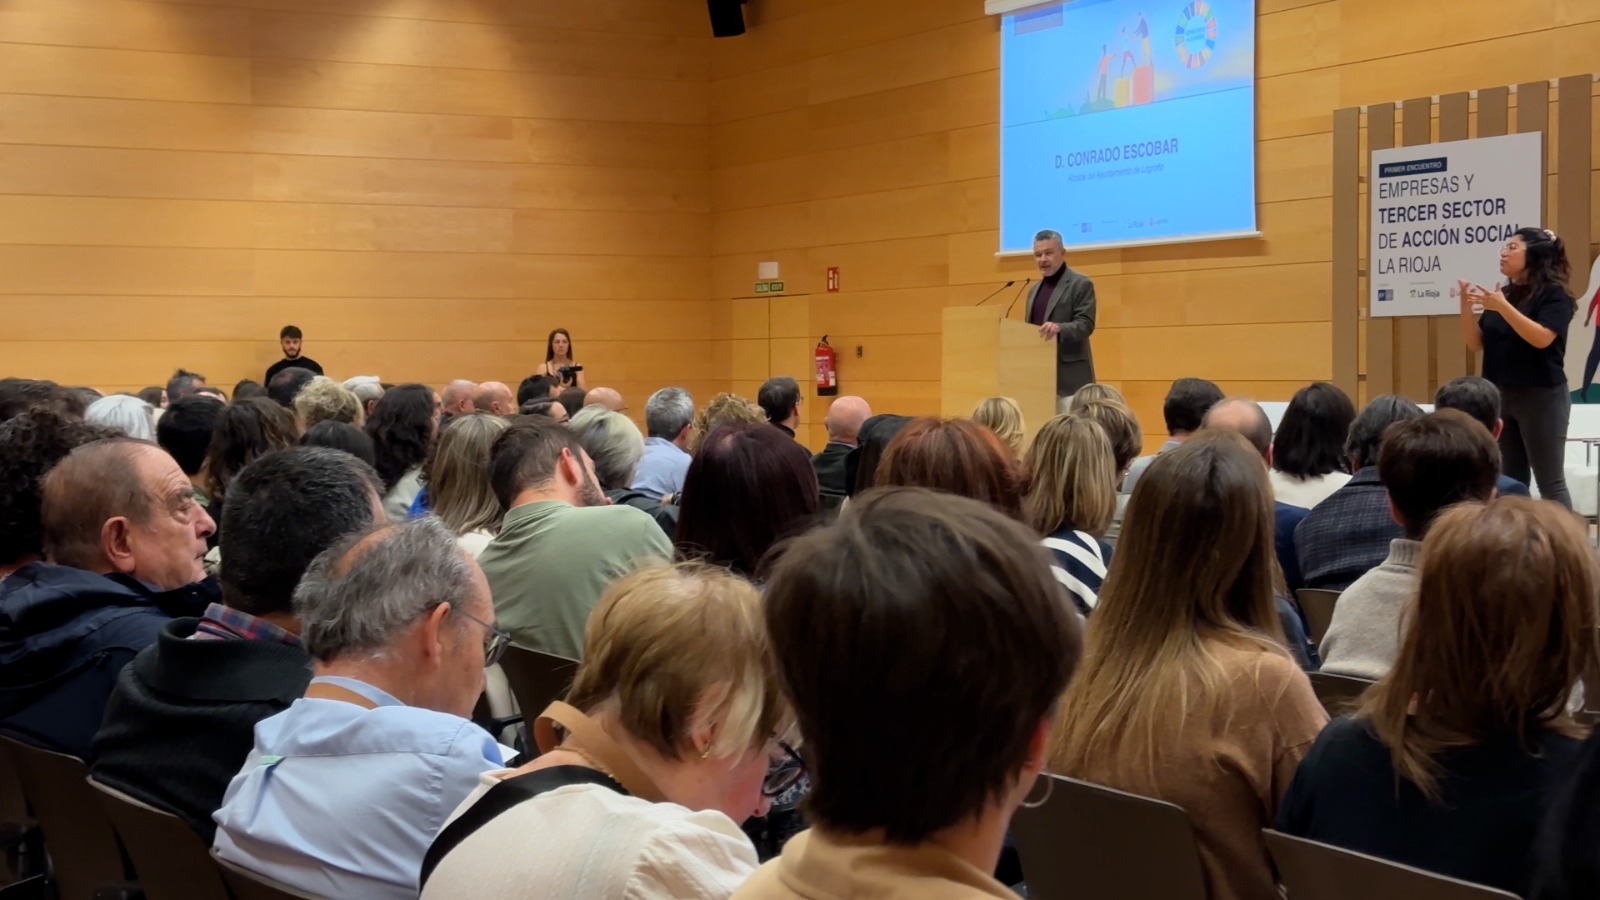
212;517;512;900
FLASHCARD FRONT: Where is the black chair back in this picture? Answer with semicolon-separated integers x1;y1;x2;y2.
1308;671;1375;716
0;737;136;900
497;646;579;745
89;779;229;900
1263;829;1520;899
1012;774;1207;900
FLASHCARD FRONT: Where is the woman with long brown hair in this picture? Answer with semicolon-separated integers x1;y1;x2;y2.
1022;414;1116;615
1279;496;1599;896
1048;430;1327;900
537;327;587;391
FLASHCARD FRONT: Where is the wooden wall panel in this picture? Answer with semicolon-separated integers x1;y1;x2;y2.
2;0;712;410
710;3;1600;450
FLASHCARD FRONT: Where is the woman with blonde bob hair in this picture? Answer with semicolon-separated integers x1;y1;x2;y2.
972;396;1025;457
1023;414;1117;615
1048;431;1327;900
420;562;796;899
1279;497;1599;896
423;412;509;557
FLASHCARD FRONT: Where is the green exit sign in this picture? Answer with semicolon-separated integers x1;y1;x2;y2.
754;280;786;294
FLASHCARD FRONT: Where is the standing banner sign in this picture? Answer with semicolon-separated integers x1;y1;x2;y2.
1369;132;1542;318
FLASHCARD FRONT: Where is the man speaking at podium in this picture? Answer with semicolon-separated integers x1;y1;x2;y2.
1024;228;1098;403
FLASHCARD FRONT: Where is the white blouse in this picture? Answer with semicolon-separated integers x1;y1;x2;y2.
1269;469;1353;510
420;770;759;900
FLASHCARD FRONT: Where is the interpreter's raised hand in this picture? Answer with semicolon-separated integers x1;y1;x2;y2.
1468;282;1510;316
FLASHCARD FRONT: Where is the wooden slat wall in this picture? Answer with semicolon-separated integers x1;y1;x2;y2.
711;0;1600;450
1366;104;1397;398
1330;107;1360;399
0;0;716;413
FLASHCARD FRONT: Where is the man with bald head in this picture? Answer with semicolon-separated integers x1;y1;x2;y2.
472;381;517;418
1203;397;1313;595
0;438;218;758
440;379;478;424
583;386;625;413
812;396;873;509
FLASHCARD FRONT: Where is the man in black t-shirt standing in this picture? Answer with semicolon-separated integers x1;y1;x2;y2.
265;325;324;385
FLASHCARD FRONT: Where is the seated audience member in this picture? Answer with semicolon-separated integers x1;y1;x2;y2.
212;518;506;900
441;379;478;419
520;397;569;423
876;417;1025;520
758;377;802;438
1279;497;1596;896
365;383;439;522
267;366;317;409
972;396;1026;458
1122;376;1223;494
0;439;218;759
844;414;912;498
676;423;819;578
1069;382;1127;410
583;386;625;413
571;406;677;537
0;410;120;582
421;563;789;898
300;420;376;466
736;489;1081;898
157;395;225;518
1023;414;1117;615
137;385;169;410
196;386;228;404
1049;431;1327;900
1295;395;1426;590
811;396;871;510
1072;397;1143;543
344;376;385;420
690;392;768;453
1319;411;1500;679
1535;729;1600;900
92;448;382;840
167;369;207;403
477;419;671;658
232;379;266;401
633;387;696;498
292;377;362;430
423;413;509;558
0;378;68;423
471;381;517;417
86;394;157;441
1204;398;1311;589
1269;382;1356;510
557;386;588;419
515;374;559;407
1434;376;1532;497
203;398;297;511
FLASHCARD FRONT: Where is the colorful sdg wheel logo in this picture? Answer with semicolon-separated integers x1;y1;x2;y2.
1174;1;1217;69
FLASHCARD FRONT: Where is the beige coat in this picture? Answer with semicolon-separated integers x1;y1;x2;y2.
733;830;1015;900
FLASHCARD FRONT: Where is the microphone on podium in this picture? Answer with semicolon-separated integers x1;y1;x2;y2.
972;280;1017;306
1002;278;1034;321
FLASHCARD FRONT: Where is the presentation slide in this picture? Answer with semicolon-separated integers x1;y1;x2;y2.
999;0;1258;252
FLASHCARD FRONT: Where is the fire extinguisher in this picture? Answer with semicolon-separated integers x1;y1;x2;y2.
815;336;838;397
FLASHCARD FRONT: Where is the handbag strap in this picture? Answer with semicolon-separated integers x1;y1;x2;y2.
534;701;666;803
419;766;624;889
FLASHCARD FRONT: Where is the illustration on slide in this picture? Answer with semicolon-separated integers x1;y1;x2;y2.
1566;252;1600;402
1072;10;1162;116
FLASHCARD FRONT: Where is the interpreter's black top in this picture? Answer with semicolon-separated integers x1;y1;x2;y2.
1480;284;1574;389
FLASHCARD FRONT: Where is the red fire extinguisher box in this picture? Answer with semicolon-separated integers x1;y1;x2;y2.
814;336;838;397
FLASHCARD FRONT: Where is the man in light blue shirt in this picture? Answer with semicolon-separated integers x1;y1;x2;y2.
631;386;694;499
213;518;509;900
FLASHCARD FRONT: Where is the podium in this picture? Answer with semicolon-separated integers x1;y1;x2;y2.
940;306;1057;448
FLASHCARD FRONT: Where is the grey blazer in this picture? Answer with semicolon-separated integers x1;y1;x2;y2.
1025;266;1098;396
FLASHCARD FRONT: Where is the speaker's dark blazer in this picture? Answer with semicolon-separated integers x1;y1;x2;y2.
1024;266;1098;396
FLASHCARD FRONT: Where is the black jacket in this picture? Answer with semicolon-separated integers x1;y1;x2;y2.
605;488;679;538
811;442;853;510
0;563;215;760
92;617;312;841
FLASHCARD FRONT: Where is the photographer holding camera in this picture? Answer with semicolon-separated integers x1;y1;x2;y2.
537;327;587;391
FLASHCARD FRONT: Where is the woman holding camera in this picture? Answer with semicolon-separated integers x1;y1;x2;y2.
538;327;588;391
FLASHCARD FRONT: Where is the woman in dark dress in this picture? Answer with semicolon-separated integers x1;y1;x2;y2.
1457;227;1575;507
